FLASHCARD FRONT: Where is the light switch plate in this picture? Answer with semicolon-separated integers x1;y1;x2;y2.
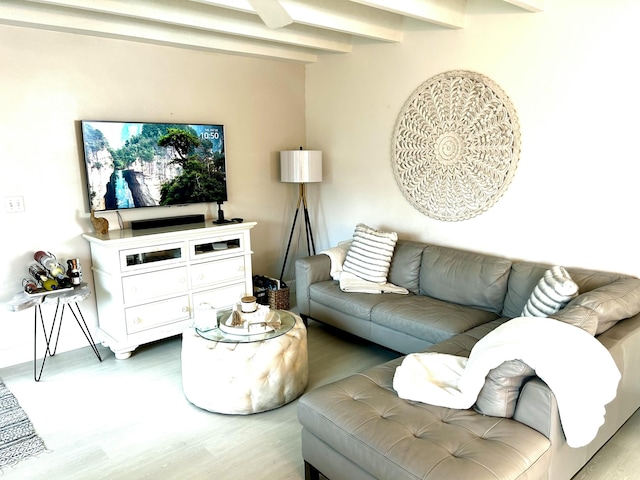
5;196;25;213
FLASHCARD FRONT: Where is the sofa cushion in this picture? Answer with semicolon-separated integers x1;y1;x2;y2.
371;296;499;345
521;266;579;317
549;305;599;335
566;268;631;293
423;318;509;356
342;223;398;283
387;240;424;294
502;262;551;318
419;245;512;314
309;281;393;320
552;278;640;335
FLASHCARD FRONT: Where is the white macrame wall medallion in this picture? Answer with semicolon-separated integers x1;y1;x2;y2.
392;70;521;221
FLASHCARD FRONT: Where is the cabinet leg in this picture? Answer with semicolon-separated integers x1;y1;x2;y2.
113;348;135;360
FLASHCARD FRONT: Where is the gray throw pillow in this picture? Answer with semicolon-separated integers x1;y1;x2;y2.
474;359;535;418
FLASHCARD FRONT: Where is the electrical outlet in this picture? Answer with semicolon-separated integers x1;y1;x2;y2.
5;196;25;213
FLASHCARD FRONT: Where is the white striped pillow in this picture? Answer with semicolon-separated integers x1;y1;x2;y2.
522;266;578;317
342;224;398;284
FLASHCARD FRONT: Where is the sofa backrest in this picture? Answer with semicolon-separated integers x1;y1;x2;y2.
418;245;512;314
387;240;637;325
387;240;425;294
502;262;551;318
502;261;632;319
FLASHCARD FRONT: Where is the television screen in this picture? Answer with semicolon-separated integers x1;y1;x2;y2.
81;121;227;212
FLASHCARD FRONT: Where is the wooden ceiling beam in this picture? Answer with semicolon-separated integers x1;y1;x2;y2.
349;0;467;29
502;0;544;13
0;0;319;62
2;0;545;63
23;0;352;53
195;0;404;42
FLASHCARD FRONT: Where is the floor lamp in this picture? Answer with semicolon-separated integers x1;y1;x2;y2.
279;148;323;283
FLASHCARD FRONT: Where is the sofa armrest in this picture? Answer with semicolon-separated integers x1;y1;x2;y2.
295;255;332;316
513;377;560;439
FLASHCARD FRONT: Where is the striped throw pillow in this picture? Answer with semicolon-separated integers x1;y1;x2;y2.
522;266;578;317
342;224;398;284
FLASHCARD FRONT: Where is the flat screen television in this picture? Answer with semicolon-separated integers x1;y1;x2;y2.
81;120;227;212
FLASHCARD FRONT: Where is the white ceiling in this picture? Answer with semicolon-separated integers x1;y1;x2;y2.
0;0;544;63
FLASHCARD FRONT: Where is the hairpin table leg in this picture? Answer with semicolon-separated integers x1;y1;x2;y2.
33;303;61;382
33;296;102;382
63;302;102;361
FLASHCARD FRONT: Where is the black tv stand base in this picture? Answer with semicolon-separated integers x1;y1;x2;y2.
214;218;243;225
215;202;242;225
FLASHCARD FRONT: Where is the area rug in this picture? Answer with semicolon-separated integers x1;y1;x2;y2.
0;380;47;470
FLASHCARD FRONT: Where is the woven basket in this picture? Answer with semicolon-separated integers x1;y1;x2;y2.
268;287;290;310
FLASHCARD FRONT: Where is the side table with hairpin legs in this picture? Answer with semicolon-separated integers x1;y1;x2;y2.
6;283;102;381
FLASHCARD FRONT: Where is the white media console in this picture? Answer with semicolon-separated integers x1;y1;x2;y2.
83;221;256;359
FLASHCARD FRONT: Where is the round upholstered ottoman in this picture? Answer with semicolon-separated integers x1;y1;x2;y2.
181;312;308;414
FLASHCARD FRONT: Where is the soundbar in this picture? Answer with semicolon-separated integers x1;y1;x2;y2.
131;214;206;231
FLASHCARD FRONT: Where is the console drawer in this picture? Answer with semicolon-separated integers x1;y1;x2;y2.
192;283;247;311
190;234;244;261
190;257;245;289
125;295;190;334
122;267;188;304
120;242;185;272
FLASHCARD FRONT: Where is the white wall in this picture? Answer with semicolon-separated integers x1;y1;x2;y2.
306;0;640;278
0;25;306;367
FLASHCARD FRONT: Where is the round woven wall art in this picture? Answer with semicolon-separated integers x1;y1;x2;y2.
392;70;521;221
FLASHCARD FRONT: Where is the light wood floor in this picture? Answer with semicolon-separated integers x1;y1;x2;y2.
0;319;638;479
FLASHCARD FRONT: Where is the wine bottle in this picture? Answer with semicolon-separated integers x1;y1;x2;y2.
22;278;38;294
42;278;59;291
34;251;65;278
66;259;83;286
28;264;58;290
29;264;48;283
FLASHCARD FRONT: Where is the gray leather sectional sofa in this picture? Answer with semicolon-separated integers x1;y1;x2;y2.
295;240;640;480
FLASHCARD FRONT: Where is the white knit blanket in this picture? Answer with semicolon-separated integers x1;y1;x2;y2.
338;272;409;294
393;317;621;448
320;243;408;295
320;242;351;281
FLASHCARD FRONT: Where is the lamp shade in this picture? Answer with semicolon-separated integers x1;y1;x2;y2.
280;150;322;183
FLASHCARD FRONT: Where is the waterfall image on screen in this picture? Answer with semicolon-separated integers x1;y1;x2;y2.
81;121;227;212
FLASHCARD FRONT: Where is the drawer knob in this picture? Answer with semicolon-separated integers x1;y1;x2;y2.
134;318;143;324
182;306;189;313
